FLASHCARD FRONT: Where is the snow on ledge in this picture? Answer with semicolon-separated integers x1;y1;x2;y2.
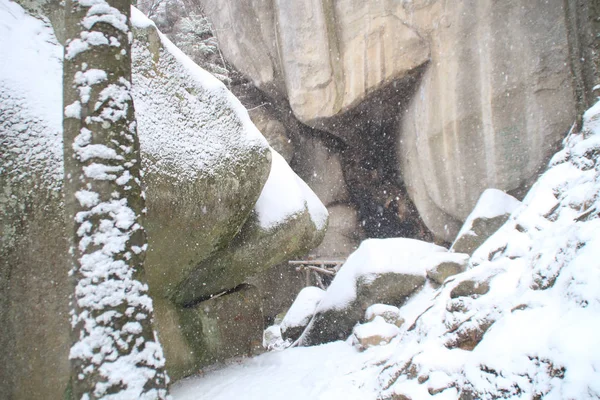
254;149;328;231
317;238;447;311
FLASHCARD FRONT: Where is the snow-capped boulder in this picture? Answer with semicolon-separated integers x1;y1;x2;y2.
451;189;521;255
300;238;447;346
173;150;327;305
280;286;326;342
353;316;400;351
424;252;470;286
365;304;404;327
130;9;272;298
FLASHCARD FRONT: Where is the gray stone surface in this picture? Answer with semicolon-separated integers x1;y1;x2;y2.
249;107;294;162
451;216;510;256
292;135;349;207
450;279;491;299
0;5;319;393
248;263;308;325
311;204;362;258
201;0;590;243
398;0;579;241
178;285;265;369
425;253;470;285
200;0;430;124
132;17;272;298
173;208;326;306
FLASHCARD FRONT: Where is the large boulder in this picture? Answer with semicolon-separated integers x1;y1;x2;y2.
0;3;324;394
300;238;447;346
131;9;271;297
398;0;581;241
200;0;430;124
173;150;328;305
200;0;592;243
0;3;70;398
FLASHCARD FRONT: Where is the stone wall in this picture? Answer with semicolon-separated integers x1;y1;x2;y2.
198;0;598;242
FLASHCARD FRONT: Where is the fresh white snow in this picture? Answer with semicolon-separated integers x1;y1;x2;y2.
280;286;325;333
0;0;63;190
364;304;402;324
130;7;269;182
171;341;389;400
353;316;400;346
255;149;329;231
317;238;447;311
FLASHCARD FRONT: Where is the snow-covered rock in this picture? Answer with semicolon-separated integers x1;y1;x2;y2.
353;316;400;350
263;325;290;351
172;100;600;400
173;149;328;305
280;286;326;342
130;8;272;298
365;304;404;327
0;2;70;398
300;238;447;345
451;189;521;255
423;252;470;286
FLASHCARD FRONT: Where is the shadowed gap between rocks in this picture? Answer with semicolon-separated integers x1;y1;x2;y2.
228;64;436;246
180;283;253;308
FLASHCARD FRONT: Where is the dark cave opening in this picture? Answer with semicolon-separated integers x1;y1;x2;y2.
333;66;434;241
228;64;434;244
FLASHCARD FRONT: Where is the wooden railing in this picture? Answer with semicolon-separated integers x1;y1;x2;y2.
288;259;345;289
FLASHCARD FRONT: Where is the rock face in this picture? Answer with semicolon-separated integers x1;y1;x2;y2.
312;204;362;258
398;1;580;241
249;107;294;162
424;252;470;285
200;0;430;124
178;285;264;367
0;3;70;398
173;150;328;306
198;0;595;242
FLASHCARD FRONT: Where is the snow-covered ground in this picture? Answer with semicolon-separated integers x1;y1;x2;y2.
172;341;388;400
173;101;600;399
